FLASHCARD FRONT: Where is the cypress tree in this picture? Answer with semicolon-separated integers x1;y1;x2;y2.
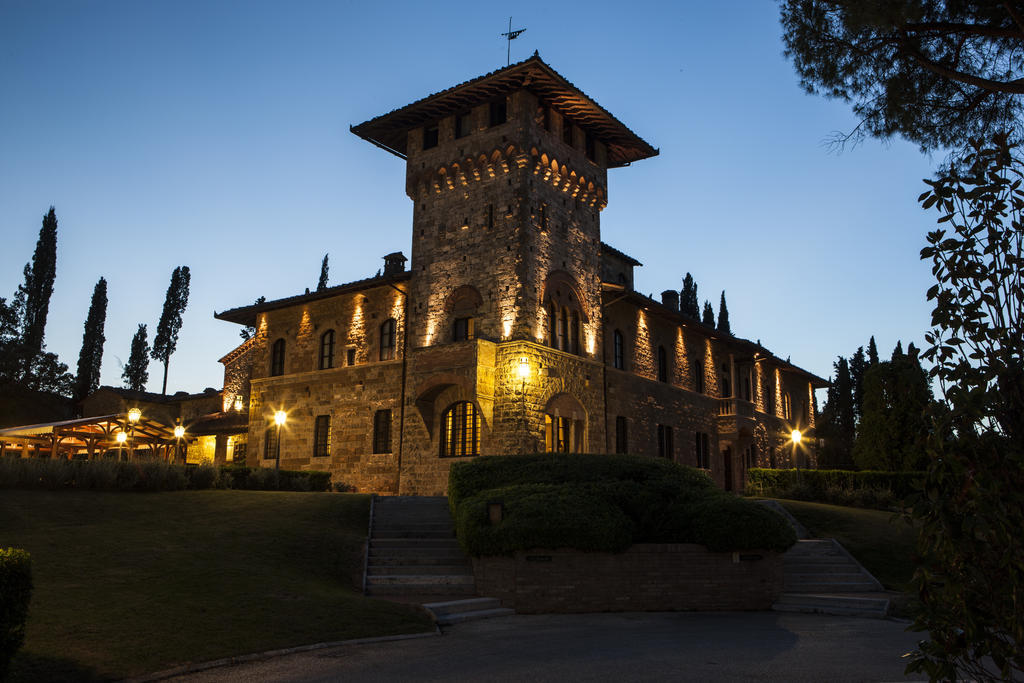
73;277;108;402
317;254;329;291
701;300;715;327
680;273;699;318
819;356;856;468
16;207;59;363
717;291;731;335
151;266;191;395
849;346;867;421
891;340;904;361
867;335;879;365
123;324;150;391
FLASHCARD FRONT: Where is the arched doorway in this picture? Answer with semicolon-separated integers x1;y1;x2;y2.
543;393;586;453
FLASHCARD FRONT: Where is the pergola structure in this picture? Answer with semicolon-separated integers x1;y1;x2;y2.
0;413;188;461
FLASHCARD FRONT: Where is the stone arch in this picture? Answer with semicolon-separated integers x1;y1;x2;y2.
541;270;589;322
542;392;587;453
444;284;484;313
413;375;484;440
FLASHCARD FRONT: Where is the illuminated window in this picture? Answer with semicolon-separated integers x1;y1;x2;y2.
615;416;628;454
264;426;280;460
455;111;472;139
319;330;335;370
453;317;474;342
695;432;710;469
440;402;480;457
657;346;668;382
613;330;625;370
380;318;396;361
313;415;330;458
422;123;438;150
783;392;792;420
372;409;392;454
657;425;674;459
270;338;285;376
489;99;507;127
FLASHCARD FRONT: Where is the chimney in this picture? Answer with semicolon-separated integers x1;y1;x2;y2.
661;289;679;312
383;252;407;276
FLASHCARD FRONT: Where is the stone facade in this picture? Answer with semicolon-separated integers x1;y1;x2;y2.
472;545;783;613
215;56;827;494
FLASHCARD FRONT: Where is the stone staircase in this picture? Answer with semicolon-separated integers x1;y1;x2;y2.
773;538;890;618
363;496;478;599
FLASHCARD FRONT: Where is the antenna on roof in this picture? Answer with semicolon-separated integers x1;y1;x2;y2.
500;17;526;67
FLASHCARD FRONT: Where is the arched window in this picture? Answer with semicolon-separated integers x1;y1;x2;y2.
440;402;480;457
447;286;481;343
379;318;396;361
571;311;580;355
270;338;285;376
319;330;335;370
613;330;625;370
557;307;568;351
783;392;792;420
547;302;557;347
720;363;732;398
657;346;668;382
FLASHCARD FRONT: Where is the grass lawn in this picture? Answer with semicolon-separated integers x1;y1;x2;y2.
776;499;918;592
0;490;433;681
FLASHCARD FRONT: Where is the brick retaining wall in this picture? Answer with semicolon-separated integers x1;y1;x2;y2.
472;544;782;613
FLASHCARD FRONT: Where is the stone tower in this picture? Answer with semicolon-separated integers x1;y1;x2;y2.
351;55;658;354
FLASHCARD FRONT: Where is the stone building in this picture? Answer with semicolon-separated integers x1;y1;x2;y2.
215;55;827;494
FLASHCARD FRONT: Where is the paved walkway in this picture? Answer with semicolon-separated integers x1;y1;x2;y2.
170;612;925;682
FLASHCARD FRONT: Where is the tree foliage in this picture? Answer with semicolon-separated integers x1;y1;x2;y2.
680;273;699;318
817;355;856;468
122;324;150;392
151;266;190;395
701;300;714;327
16;207;58;359
905;133;1024;680
73;277;107;402
239;296;266;341
779;0;1024;152
716;291;731;335
317;254;329;291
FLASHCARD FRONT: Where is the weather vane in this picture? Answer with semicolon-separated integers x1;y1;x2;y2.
500;17;526;66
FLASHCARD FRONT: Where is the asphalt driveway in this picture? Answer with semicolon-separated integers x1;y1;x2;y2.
167;611;925;682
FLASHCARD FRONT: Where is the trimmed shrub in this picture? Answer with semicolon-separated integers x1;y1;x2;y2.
0;548;32;680
188;463;221;490
455;483;634;556
746;468;922;508
450;455;796;556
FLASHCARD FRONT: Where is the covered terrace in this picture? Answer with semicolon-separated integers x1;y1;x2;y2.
0;411;189;462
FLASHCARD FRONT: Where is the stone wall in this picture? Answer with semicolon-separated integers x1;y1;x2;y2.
472;544;783;613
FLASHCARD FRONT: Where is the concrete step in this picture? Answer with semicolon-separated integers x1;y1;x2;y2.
368;554;472;566
373;529;455;539
368;564;472;576
433;607;515;626
366;574;475;587
422;597;501;617
773;593;889;618
364;584;477;597
785;581;883;593
783;561;863;570
785;572;873;582
371;537;462;547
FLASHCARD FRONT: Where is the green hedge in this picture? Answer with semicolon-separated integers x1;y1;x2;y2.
0;457;332;492
746;468;923;508
450;454;796;556
0;548;32;680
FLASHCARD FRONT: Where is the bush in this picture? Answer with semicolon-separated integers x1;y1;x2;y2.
188;463;221;490
0;548;32;680
746;468;922;508
450;455;796;556
454;483;634;556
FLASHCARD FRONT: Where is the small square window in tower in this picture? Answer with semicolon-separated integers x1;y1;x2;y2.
422;123;439;150
489;99;507;127
455;111;472;139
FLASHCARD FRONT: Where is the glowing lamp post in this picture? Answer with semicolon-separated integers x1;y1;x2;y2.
517;357;531;453
115;430;127;460
273;410;287;475
124;408;141;460
173;424;185;463
791;429;802;471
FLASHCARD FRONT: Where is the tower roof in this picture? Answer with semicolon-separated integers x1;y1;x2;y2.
350;54;658;168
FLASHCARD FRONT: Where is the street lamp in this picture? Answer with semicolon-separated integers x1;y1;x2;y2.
791;429;802;471
273;410;287;477
126;408;141;460
173;424;185;463
115;430;127;460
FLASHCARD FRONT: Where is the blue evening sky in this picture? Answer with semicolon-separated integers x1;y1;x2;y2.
0;1;938;399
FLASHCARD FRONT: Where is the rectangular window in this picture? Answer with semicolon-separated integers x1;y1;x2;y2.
453;317;474;341
657;346;668;382
264;426;280;460
585;132;596;161
313;415;331;458
372;409;392;454
562;118;573;146
696;363;705;394
613;330;625;370
489;99;507;127
657;425;674;459
615;416;628;454
695;432;710;469
346;348;356;366
380;319;396;361
455;112;472;139
487;203;494;230
422;124;439;150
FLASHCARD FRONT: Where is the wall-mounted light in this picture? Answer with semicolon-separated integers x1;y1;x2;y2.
517;356;530;380
234;396;244;411
790;429;802;445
